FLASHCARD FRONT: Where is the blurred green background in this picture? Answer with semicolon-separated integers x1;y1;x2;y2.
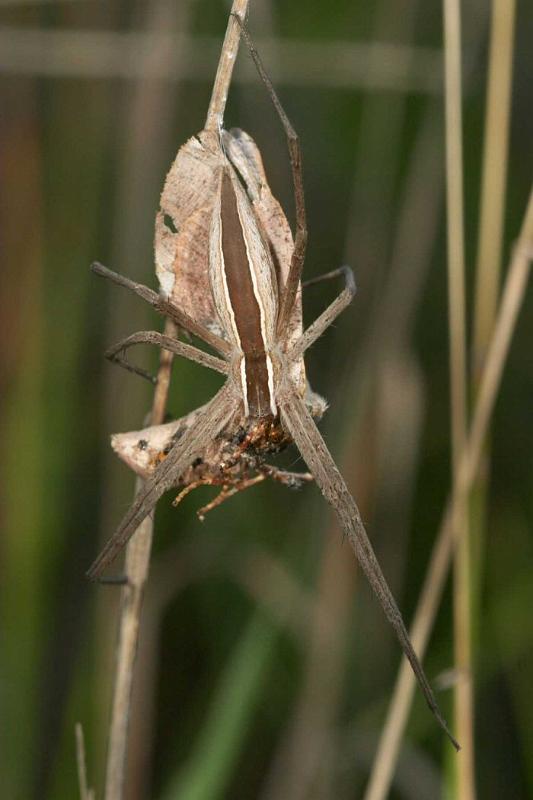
1;1;532;798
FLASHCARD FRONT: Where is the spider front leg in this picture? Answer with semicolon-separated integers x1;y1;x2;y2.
105;330;229;384
233;17;307;336
289;266;356;361
91;262;231;357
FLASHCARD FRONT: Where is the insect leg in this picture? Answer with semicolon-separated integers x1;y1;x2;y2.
87;383;236;580
232;17;307;338
105;331;230;384
289;266;356;361
92;262;231;357
278;388;459;751
172;479;211;508
196;474;266;520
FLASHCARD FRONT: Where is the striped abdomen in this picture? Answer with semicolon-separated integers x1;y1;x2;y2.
209;166;278;418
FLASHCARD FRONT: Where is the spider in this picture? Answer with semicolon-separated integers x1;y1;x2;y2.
88;17;458;751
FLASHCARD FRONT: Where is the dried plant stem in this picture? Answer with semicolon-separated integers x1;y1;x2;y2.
467;9;516;780
104;318;176;800
468;1;515;794
443;0;467;485
363;186;533;800
76;723;95;800
473;0;516;366
102;4;249;798
205;0;250;133
442;0;474;794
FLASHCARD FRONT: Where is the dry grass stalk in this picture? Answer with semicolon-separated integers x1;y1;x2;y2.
473;0;516;367
75;723;95;800
103;324;176;800
96;0;192;794
100;2;250;798
363;185;533;800
467;3;515;794
442;0;475;794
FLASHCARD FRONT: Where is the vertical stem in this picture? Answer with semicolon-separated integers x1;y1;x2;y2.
472;0;516;372
205;0;250;133
443;5;467;483
104;319;176;800
76;723;94;800
99;0;186;788
443;0;473;794
469;1;515;792
102;2;250;797
363;186;533;800
468;3;516;768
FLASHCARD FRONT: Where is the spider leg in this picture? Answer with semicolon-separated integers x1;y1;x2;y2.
87;382;236;580
289;266;356;361
105;330;230;384
278;387;459;751
259;464;313;488
96;575;129;586
232;17;307;338
302;265;355;291
92;262;231;357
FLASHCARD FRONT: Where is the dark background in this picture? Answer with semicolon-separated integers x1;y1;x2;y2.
1;1;532;798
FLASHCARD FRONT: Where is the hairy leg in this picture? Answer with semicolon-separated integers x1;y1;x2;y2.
259;463;313;488
92;262;231;357
105;330;229;384
290;266;356;361
278;386;459;750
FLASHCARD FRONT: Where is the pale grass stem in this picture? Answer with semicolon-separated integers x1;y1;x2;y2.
103;320;176;800
442;0;475;795
473;0;516;367
75;723;95;800
99;3;250;799
98;1;191;796
443;0;467;475
468;9;516;796
363;186;533;800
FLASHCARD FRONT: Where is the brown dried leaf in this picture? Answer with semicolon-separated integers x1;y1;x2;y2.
155;129;223;334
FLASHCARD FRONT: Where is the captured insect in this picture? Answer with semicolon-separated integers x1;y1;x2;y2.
89;17;458;750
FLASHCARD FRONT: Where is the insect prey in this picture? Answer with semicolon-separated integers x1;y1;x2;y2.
88;19;458;751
